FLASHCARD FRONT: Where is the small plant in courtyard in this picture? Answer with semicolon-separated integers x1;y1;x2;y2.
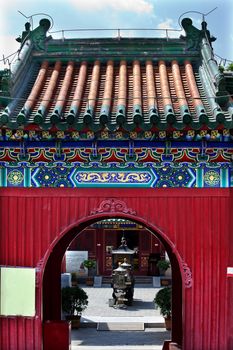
154;286;171;318
83;259;96;269
83;259;96;279
154;287;172;330
62;286;88;317
157;259;170;275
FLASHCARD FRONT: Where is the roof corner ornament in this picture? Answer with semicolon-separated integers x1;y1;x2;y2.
180;13;216;51
180;18;202;51
16;18;51;51
91;199;137;216
201;20;216;46
199;20;227;100
15;22;31;46
30;18;51;50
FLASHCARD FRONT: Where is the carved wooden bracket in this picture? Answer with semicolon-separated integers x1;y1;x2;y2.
35;258;45;287
182;261;193;288
91;199;137;215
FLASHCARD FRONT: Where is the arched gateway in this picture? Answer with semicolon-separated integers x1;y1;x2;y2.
0;15;233;350
42;197;184;346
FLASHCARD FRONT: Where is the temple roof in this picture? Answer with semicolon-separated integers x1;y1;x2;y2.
0;17;232;140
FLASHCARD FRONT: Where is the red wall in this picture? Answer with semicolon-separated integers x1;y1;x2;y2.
0;187;232;350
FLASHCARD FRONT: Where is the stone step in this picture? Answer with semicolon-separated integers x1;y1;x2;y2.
97;322;144;331
102;276;154;285
135;276;153;284
72;346;165;350
102;276;112;284
81;316;165;329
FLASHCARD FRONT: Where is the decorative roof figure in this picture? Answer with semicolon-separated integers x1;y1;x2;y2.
16;22;31;45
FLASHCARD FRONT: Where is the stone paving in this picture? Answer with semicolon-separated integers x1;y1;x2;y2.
71;328;171;350
71;285;171;350
81;285;163;318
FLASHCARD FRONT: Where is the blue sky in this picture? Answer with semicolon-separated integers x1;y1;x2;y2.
0;0;232;69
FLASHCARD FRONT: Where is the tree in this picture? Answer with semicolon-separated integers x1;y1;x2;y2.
226;63;233;72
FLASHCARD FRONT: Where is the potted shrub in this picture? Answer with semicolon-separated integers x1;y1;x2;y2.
157;259;170;276
154;287;172;330
83;259;96;286
62;286;88;328
83;259;96;271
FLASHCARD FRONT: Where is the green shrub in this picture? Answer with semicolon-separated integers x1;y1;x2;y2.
62;286;88;316
227;63;233;72
154;287;172;318
157;259;170;271
83;259;96;269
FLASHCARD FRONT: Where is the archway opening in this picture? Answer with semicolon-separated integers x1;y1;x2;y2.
42;214;183;348
65;218;166;277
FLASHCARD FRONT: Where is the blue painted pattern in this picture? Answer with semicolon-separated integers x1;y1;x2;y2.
0;161;230;188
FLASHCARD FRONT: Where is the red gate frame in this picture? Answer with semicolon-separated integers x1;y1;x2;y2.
39;198;186;347
0;187;232;350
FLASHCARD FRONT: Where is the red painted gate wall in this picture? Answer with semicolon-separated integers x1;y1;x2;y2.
0;187;232;350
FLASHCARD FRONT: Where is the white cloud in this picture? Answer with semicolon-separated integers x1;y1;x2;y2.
0;34;20;69
68;0;153;14
157;18;182;38
158;18;174;30
0;1;24;11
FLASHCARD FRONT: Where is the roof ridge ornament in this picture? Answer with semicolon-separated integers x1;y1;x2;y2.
30;19;51;50
181;17;228;103
16;22;31;46
181;18;201;51
16;18;51;51
201;20;216;46
181;17;215;50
